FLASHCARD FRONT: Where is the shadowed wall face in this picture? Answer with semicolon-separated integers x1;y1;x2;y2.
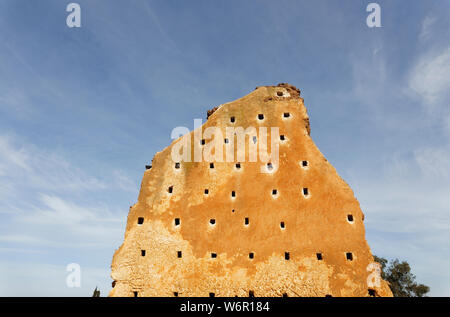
110;84;392;297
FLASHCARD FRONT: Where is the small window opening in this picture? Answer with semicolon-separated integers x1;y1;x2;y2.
277;91;284;97
204;189;209;195
133;291;138;297
145;165;152;170
224;138;229;144
210;163;214;169
232;209;235;213
272;189;278;195
235;163;241;169
258;114;264;120
177;251;182;258
210;219;216;225
325;294;332;297
316;253;323;260
249;291;255;297
347;214;354;222
175;162;180;169
211;253;217;258
201;139;206;145
303;188;309;196
174;218;180;226
209;292;215;297
283;112;290;118
302;160;308;167
280;135;285;141
230;116;235;123
267;162;273;171
282;293;288;297
137;217;144;225
252;136;257;144
141;250;146;257
244;217;249;225
280;222;285;229
174;292;179;297
231;191;236;198
285;252;290;260
368;289;376;297
346;252;353;261
249;252;254;259
168;186;173;194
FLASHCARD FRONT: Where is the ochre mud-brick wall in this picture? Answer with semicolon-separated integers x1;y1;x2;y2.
110;84;392;297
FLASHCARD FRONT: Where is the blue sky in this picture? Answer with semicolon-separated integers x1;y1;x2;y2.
0;0;449;296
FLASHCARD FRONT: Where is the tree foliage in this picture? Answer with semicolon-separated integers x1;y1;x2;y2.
374;256;430;297
92;286;101;297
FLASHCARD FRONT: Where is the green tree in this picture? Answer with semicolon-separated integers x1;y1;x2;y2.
92;286;101;297
374;256;430;297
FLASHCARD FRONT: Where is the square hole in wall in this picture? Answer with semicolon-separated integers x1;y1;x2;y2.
244;217;249;225
232;209;235;213
210;163;214;169
280;135;285;141
231;191;236;198
249;291;255;297
303;188;309;196
280;221;285;229
224;138;229;144
235;163;241;169
201;139;206;145
177;251;182;258
368;289;376;297
283;112;290;118
141;250;146;257
346;252;353;261
347;214;354;222
174;218;180;226
137;217;144;225
209;292;215;297
133;291;138;297
316;253;323;260
175;162;180;169
230;116;235;123
145;165;152;170
249;252;254;259
258;114;264;120
272;189;278;195
210;219;216;225
267;162;273;171
204;189;209;195
168;186;173;194
252;136;257;144
277;91;284;96
282;293;288;297
174;292;179;297
325;294;332;297
211;253;217;258
302;160;308;167
285;252;290;260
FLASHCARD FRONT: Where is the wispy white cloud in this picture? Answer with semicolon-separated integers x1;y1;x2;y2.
0;134;138;202
408;47;450;110
0;261;111;296
0;134;128;249
111;169;136;192
0;135;107;196
419;15;437;42
344;28;450;295
414;147;450;180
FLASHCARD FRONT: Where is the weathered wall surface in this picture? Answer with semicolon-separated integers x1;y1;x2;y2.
110;84;392;297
